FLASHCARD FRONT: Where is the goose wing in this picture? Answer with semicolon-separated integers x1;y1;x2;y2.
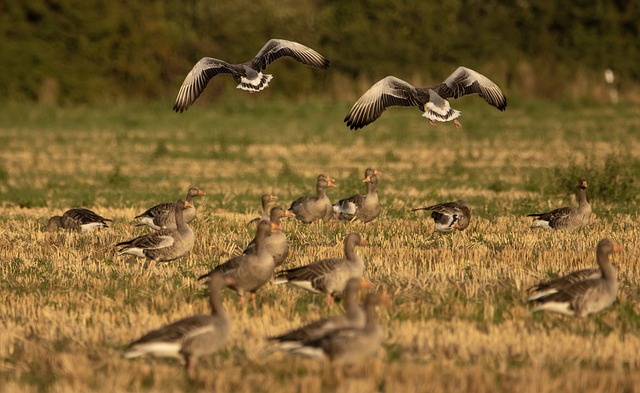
344;76;425;130
435;66;507;111
173;57;239;112
250;39;330;71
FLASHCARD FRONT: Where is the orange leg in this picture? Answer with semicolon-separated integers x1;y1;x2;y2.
453;119;462;128
429;119;436;126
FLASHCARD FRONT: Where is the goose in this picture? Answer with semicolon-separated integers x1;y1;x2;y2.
116;200;195;268
344;66;507;130
411;200;471;232
287;291;390;364
289;174;336;223
243;206;295;266
247;194;278;226
273;233;367;305
135;187;206;230
124;272;233;377
198;220;275;309
268;278;370;351
529;238;622;317
333;173;381;223
47;208;111;232
173;38;330;112
528;180;591;230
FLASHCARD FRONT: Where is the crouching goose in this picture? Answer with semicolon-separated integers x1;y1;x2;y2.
47;208;112;232
344;66;507;130
412;200;471;232
289;174;336;223
333;169;382;223
273;232;367;305
528;180;591;230
243;206;295;266
268;278;370;351
173;39;330;112
124;272;233;377
286;291;390;365
198;220;275;309
247;194;278;226
135;187;206;231
528;238;622;317
116;200;195;268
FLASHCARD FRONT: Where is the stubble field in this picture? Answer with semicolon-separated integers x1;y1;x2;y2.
1;98;640;392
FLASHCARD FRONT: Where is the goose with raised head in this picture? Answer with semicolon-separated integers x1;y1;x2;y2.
411;200;471;232
273;233;367;304
124;272;233;377
289;174;336;223
135;187;206;230
174;39;330;112
344;66;507;130
247;194;278;226
243;206;295;266
198;220;275;309
529;238;622;317
47;208;112;232
117;200;195;268
268;278;370;350
528;180;591;230
333;173;381;223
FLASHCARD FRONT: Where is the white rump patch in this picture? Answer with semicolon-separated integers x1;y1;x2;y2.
434;222;455;233
124;342;182;359
288;280;321;293
119;248;146;258
527;288;559;301
333;202;357;215
135;217;161;230
423;102;461;122
531;301;575;316
290;346;327;360
530;220;552;230
80;222;107;232
237;73;273;92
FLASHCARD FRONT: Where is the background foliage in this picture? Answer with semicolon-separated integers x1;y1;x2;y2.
1;0;639;105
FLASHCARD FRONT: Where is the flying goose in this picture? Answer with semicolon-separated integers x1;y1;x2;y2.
173;39;330;112
243;205;295;266
289;174;336;223
116;200;195;268
124;272;233;377
47;208;112;232
344;66;507;130
333;173;381;223
198;220;275;309
268;277;370;351
528;180;591;230
286;291;390;364
247;194;278;226
273;232;367;304
412;200;472;232
529;238;622;317
135;187;206;231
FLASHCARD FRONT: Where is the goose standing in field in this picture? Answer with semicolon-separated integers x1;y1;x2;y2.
333;173;381;223
135;187;206;231
173;38;330;112
528;180;591;230
116;200;195;268
268;278;370;351
528;238;623;317
411;200;471;232
198;220;275;309
247;194;278;226
47;208;112;232
344;66;507;130
273;232;367;305
124;272;233;377
287;292;389;365
289;174;336;223
243;206;295;266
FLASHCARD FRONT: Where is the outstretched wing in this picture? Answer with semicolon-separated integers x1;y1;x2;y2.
173;57;238;112
435;66;507;111
250;39;330;71
344;76;425;130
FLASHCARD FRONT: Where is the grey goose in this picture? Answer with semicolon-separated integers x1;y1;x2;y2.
529;238;622;317
412;200;471;232
528;180;591;230
247;194;278;226
344;66;507;130
174;39;330;112
333;173;381;223
47;208;112;232
289;174;336;223
243;205;295;267
135;187;206;231
124;272;233;376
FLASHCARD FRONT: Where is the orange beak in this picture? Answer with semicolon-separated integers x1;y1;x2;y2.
285;210;296;218
270;195;278;202
359;278;373;289
613;242;623;253
363;176;371;183
359;238;368;246
374;169;383;176
198;189;207;196
184;201;193;208
328;180;336;188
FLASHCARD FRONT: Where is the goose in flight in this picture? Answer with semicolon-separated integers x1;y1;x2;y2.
174;39;330;112
344;66;506;130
